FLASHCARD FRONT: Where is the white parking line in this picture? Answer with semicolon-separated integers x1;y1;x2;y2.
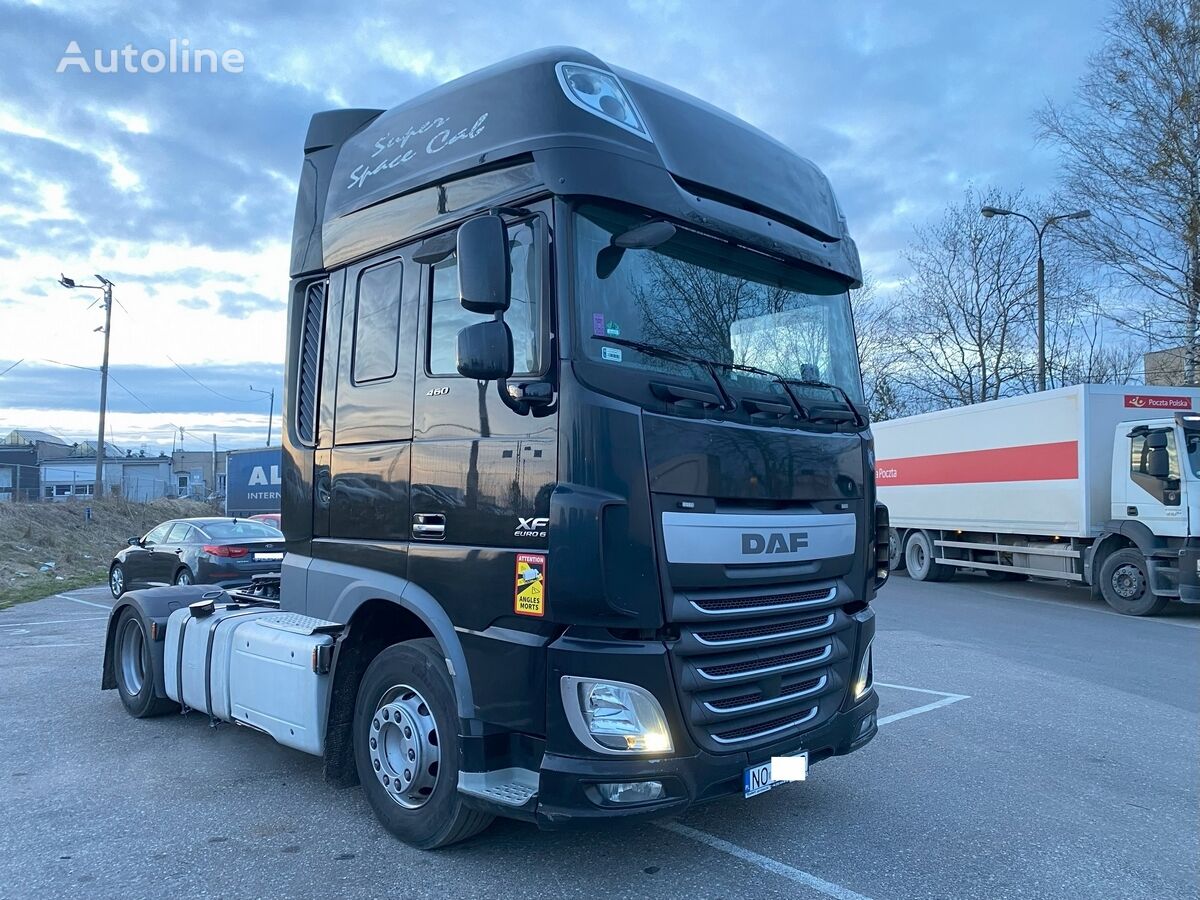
1;642;83;649
54;594;112;610
968;585;1200;631
662;679;968;895
0;617;108;629
660;822;874;900
875;681;970;726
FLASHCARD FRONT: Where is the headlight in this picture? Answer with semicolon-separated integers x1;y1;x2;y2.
560;676;673;754
555;61;651;142
853;641;874;700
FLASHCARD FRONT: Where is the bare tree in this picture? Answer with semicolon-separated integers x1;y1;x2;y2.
1038;0;1200;383
850;278;916;420
895;188;1039;407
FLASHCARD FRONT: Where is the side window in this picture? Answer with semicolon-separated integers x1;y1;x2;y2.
1130;433;1180;479
144;523;171;545
428;219;544;376
166;523;193;544
353;259;403;383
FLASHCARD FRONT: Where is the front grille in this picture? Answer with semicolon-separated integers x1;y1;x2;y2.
690;587;835;615
698;644;830;680
695;613;832;646
712;707;819;744
704;676;824;712
669;579;852;753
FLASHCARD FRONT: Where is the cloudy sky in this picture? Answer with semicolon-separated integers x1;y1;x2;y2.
0;0;1112;451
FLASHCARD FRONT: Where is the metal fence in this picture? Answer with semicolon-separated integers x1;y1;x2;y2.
0;462;179;504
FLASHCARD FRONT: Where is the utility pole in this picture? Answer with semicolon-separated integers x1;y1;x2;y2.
212;433;218;497
249;385;275;446
979;207;1091;391
59;273;114;496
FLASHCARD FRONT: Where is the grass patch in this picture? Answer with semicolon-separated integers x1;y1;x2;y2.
0;496;220;610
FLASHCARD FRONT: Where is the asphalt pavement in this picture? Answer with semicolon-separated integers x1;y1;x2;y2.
1;576;1196;899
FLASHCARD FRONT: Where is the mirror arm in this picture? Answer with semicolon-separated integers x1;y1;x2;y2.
497;378;530;415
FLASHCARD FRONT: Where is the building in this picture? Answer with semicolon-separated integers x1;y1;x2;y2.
1144;346;1196;387
0;445;39;502
4;428;73;460
171;449;227;499
39;454;172;501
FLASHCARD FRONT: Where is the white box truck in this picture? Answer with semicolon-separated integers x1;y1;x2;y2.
875;384;1200;616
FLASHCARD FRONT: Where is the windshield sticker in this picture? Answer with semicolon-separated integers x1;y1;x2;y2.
592;313;606;336
514;553;546;617
601;346;623;363
605;319;621;337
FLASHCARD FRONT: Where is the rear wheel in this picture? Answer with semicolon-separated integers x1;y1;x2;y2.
113;608;175;718
905;530;953;582
354;639;493;849
109;563;127;598
887;529;906;572
1099;548;1167;616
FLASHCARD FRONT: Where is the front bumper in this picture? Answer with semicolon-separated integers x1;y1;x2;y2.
1179;545;1200;604
532;691;878;827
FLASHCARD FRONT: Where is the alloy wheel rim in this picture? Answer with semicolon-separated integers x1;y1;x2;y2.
368;684;441;809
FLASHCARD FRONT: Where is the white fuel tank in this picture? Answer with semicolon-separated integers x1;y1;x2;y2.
163;602;339;756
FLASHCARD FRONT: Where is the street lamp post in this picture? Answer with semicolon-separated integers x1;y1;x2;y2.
59;273;114;496
980;206;1091;391
249;385;275;446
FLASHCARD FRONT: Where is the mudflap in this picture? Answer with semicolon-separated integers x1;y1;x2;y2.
102;585;226;697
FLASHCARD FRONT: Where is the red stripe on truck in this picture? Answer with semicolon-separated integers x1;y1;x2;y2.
875;440;1078;486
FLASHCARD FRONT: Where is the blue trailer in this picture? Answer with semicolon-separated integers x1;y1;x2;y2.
224;447;282;516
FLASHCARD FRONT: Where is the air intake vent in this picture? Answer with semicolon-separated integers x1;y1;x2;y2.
296;280;326;445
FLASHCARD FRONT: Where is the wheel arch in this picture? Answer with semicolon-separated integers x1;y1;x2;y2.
100;585;216;695
306;560;476;787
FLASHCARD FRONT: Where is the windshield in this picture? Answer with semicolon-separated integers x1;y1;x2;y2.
572;204;864;406
202;521;282;540
1185;427;1200;479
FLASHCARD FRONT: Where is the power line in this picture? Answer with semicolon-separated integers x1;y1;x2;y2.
0;359;24;378
110;300;260;404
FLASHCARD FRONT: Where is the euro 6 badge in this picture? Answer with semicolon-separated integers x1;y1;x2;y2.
514;553;546;617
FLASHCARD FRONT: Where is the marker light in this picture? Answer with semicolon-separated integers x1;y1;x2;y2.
555;62;651;142
561;676;673;754
853;641;874;701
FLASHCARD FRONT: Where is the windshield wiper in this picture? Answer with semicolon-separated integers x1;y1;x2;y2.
781;378;866;426
591;335;736;411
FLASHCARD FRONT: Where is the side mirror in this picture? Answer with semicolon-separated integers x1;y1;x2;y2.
457;320;514;381
1146;447;1170;479
128;536;141;546
457;215;510;314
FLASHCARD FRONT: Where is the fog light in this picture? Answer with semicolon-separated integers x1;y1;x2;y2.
857;712;876;737
597;781;665;804
561;676;673;754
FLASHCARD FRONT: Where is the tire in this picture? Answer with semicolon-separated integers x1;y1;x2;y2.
353;638;493;849
109;563;127;598
173;567;194;586
887;529;906;572
1098;548;1168;616
904;530;953;582
113;608;176;718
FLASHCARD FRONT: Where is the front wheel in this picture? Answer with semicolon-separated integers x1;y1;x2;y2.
113;608;176;718
1098;548;1168;616
173;567;194;586
354;639;493;849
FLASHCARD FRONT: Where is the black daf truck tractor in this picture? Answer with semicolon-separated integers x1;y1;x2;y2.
102;47;889;848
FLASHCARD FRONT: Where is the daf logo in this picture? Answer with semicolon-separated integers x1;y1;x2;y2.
515;516;549;538
742;532;809;555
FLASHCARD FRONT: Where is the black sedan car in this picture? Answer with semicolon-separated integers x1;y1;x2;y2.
109;517;284;597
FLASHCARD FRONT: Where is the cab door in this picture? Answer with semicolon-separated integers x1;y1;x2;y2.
315;246;420;582
408;207;558;635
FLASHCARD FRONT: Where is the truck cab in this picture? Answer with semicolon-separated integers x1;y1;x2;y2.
102;48;885;848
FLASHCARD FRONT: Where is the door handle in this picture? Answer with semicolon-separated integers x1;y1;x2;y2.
1127;506;1138;516
412;514;446;540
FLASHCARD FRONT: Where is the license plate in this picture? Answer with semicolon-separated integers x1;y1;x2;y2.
254;552;284;562
743;751;808;798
